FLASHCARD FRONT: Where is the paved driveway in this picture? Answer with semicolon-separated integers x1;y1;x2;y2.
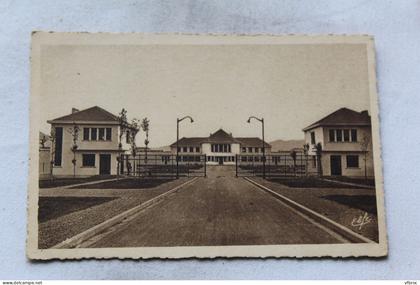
88;166;345;247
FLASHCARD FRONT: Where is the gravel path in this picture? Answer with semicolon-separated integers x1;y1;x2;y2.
38;178;190;249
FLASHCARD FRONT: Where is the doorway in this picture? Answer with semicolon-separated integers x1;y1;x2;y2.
99;154;111;175
330;155;342;176
218;157;223;165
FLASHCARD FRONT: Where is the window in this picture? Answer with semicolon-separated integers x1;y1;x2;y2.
329;129;335;142
255;147;259;153
242;147;246;153
336;130;342;142
183;147;187;152
99;128;105;141
83;128;90;140
248;147;253;153
343;129;350;142
177;147;181;152
231;156;235;162
91;128;98;141
228;145;231;152
195;147;200;152
330;129;357;143
346;155;359;168
310;132;316;144
255;156;260;162
54;127;63;166
82;154;95;167
351;129;358;142
189;147;194;153
241;156;247;162
106;128;112;141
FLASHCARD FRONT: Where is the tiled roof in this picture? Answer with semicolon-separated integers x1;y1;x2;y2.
235;137;271;148
170;128;271;147
303;107;371;131
48;106;119;123
170;137;208;147
208;129;239;143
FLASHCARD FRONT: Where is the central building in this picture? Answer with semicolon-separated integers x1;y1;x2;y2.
170;129;271;165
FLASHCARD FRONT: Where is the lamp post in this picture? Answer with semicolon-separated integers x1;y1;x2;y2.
176;116;194;179
247;116;265;179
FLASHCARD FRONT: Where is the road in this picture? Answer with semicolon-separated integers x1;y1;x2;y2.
87;166;345;247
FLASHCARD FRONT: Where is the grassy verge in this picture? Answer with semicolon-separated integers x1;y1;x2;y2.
38;196;117;223
268;177;366;189
251;177;379;241
72;178;175;189
324;176;375;187
38;177;191;248
39;175;116;188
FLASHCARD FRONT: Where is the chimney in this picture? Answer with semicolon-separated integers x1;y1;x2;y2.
360;110;369;116
72;108;79;114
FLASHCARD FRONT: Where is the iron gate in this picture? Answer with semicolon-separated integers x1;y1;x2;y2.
235;153;319;178
118;154;206;178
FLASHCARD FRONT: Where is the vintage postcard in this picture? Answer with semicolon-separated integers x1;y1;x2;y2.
27;32;387;259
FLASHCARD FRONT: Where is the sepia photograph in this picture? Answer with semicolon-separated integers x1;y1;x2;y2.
27;32;387;259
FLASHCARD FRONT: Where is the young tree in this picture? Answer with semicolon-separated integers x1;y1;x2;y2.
315;142;323;177
141;118;150;163
303;143;309;176
117;108;128;176
129;118;140;157
67;122;80;178
49;127;56;181
290;150;297;176
127;118;140;177
39;133;48;148
360;134;371;181
118;108;128;150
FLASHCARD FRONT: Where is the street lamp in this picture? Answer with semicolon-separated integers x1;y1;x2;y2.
176;116;194;179
247;116;266;179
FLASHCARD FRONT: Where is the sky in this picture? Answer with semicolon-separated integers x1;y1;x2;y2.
39;42;371;147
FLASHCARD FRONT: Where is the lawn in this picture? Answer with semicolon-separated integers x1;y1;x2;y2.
39;175;116;188
324;176;376;187
38;196;117;223
250;177;379;241
72;178;175;189
322;194;377;214
268;177;366;189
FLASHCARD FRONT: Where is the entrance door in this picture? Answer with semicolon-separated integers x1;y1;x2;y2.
330;155;342;176
218;157;223;165
99;154;111;175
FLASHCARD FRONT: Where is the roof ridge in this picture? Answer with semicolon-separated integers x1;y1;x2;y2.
302;107;371;131
49;106;120;123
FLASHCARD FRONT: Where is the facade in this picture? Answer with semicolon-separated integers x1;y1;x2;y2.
303;107;374;177
170;129;271;165
47;106;135;178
